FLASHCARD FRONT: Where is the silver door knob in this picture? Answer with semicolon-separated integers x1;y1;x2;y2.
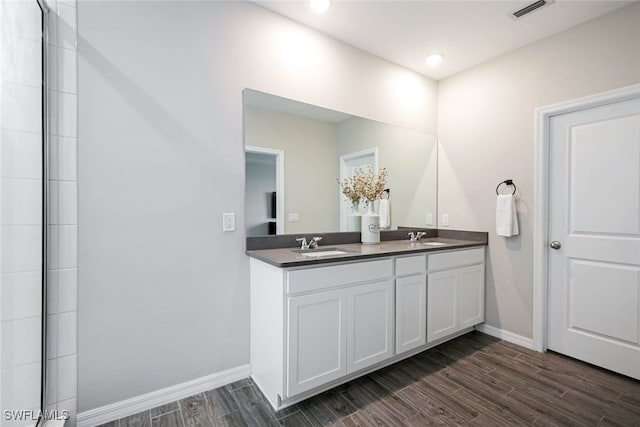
550;241;562;250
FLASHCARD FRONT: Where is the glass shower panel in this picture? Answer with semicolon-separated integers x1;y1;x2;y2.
0;1;45;426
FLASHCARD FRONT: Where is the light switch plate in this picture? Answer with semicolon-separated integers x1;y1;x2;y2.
442;214;449;226
425;214;433;226
222;213;235;232
288;213;300;222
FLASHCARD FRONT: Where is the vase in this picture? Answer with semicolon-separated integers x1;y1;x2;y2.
361;201;380;244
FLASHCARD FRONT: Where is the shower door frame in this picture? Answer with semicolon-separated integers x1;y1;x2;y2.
36;0;50;423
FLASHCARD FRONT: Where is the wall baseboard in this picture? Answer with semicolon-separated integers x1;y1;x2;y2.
475;324;535;351
76;364;250;427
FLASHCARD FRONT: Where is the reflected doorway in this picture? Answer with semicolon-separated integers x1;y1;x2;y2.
245;146;284;237
339;148;378;231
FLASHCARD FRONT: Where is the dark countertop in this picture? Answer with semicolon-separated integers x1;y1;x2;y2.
246;237;486;268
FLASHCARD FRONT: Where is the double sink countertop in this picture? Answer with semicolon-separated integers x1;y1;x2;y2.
246;236;487;268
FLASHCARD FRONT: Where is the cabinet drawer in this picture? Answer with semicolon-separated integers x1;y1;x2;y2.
428;248;484;271
287;259;393;294
395;254;426;276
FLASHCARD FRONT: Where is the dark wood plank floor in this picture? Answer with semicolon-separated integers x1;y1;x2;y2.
98;332;640;426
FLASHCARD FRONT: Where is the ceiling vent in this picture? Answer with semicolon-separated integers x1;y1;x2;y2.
512;0;554;19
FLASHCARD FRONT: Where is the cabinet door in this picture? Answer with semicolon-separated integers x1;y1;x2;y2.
396;274;427;354
287;289;347;397
427;270;458;342
457;264;485;329
346;280;394;374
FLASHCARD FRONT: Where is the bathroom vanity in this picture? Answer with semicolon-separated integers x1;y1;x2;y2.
247;236;487;410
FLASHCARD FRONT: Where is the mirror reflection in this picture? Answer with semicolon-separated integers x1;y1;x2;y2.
244;89;437;237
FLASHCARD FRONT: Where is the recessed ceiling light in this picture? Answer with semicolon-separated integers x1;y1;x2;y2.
425;53;444;67
310;0;331;14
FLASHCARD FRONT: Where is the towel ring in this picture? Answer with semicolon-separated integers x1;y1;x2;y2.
496;179;516;195
382;189;390;200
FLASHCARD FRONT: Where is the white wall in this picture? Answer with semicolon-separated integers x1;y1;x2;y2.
77;1;437;411
244;105;339;234
337;117;438;229
437;3;640;339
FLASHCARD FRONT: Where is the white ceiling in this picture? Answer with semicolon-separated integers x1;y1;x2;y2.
254;0;633;80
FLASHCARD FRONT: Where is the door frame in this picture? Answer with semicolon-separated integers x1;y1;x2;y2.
339;148;379;231
532;83;640;352
245;145;285;235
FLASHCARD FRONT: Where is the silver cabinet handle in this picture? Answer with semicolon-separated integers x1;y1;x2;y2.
550;241;562;250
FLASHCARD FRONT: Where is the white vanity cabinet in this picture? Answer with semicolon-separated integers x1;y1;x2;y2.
249;245;485;411
427;248;485;342
395;254;427;354
286;277;394;397
250;257;395;408
345;279;394;374
286;288;347;396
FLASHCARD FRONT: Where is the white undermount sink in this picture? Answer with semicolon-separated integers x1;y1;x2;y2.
299;250;350;257
292;247;353;257
420;241;447;246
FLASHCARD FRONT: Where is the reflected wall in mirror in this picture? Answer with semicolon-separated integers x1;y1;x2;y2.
244;89;437;237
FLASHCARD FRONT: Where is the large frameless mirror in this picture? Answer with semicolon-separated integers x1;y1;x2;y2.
244;89;438;237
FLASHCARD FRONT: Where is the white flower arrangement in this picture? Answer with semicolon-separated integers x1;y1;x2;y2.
339;166;388;206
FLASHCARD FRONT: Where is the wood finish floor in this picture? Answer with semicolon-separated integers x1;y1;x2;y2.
98;332;640;426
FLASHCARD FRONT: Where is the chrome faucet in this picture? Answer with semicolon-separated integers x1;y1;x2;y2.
408;232;427;242
296;236;323;250
309;236;322;249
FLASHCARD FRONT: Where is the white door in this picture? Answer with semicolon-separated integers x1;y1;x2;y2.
548;96;640;380
287;289;347;396
457;264;485;330
346;280;394;374
396;274;427;354
427;269;458;342
339;148;378;231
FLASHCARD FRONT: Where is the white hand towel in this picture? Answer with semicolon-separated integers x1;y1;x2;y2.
379;199;391;229
496;194;519;237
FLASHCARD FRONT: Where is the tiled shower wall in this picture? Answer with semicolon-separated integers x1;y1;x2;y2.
46;0;79;425
1;1;45;424
0;0;79;425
